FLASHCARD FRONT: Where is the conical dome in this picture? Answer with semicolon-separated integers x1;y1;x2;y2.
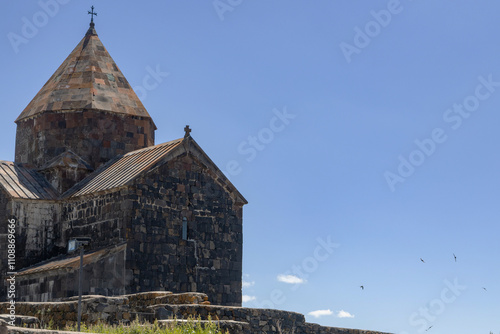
15;23;156;170
16;24;153;122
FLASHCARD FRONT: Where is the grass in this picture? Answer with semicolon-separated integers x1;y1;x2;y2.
63;317;228;334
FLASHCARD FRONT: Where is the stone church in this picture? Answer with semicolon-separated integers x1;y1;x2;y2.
0;19;246;306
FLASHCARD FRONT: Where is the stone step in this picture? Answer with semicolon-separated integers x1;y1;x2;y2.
0;314;40;328
3;327;93;334
154;292;210;305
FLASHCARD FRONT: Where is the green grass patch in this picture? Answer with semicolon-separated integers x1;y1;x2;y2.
64;317;228;334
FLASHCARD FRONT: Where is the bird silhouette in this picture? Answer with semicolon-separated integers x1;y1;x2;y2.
483;287;487;291
453;253;457;262
360;285;364;290
425;325;433;331
420;258;425;263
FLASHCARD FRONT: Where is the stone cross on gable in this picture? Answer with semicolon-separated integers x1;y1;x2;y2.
184;125;192;138
88;6;97;23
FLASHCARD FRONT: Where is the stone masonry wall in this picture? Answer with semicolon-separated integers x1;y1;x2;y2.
0;292;392;334
15;244;129;302
0;296;131;329
8;152;243;305
1;187;130;302
15;110;155;170
151;304;391;334
0;292;205;329
10;200;61;270
0;188;12;300
0;192;61;301
40;165;92;195
152;304;305;333
127;153;243;306
123;291;172;312
60;190;131;252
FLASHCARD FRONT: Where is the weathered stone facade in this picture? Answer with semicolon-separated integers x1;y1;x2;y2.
125;153;243;305
1;18;389;334
3;139;245;306
38;151;94;194
15;110;155;171
9;200;61;270
16;244;128;301
0;22;246;307
0;188;11;280
14;22;156;172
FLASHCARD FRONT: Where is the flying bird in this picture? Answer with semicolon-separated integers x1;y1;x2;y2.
453;253;457;262
420;258;425;263
425;325;433;331
483;287;487;291
360;285;364;290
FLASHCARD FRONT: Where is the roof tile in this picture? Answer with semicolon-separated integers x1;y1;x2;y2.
0;161;58;200
17;243;127;276
16;25;153;123
64;138;184;198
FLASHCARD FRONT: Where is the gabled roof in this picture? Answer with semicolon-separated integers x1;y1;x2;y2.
64;136;247;205
64;138;183;198
39;150;93;171
17;243;127;277
16;23;154;123
0;161;58;200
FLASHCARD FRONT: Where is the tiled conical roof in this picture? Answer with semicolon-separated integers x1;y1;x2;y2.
16;23;152;122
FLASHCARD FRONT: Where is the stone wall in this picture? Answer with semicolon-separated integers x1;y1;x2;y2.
0;295;130;329
0;188;12;300
9;200;61;269
151;303;391;334
0;292;392;334
122;291;173;313
302;322;391;334
3;149;243;307
0;197;59;301
61;190;131;252
127;153;243;306
1;183;130;302
0;292;208;329
151;304;306;333
15;110;155;170
10;153;243;306
16;243;129;302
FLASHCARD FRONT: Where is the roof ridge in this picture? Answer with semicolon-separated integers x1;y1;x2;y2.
61;136;247;205
123;138;184;156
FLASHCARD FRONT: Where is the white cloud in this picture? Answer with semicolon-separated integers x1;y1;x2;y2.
277;274;306;284
336;310;355;318
308;309;333;318
242;295;256;303
242;280;255;288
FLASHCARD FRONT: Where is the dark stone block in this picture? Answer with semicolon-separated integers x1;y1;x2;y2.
156;307;174;320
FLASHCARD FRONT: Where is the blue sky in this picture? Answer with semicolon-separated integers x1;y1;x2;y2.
2;1;500;333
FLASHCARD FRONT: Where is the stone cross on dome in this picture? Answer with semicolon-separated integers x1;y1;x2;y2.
184;125;192;138
88;6;97;24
